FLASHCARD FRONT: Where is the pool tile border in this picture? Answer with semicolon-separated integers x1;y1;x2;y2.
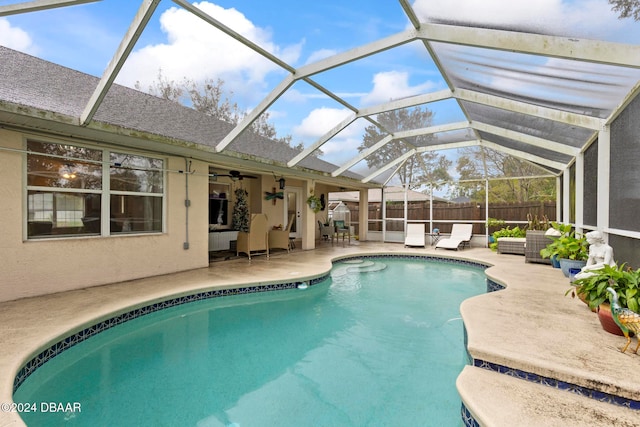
13;254;488;394
464;279;640;417
12;276;329;393
471;359;640;411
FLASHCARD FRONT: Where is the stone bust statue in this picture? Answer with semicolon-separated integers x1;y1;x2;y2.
574;230;615;280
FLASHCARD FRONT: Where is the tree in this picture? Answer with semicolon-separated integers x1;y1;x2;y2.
609;0;640;20
453;147;556;203
358;107;451;190
232;188;249;232
135;70;299;150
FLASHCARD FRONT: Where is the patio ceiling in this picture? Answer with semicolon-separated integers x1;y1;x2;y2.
2;0;640;187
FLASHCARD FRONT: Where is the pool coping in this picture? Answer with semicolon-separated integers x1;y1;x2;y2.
11;253;489;393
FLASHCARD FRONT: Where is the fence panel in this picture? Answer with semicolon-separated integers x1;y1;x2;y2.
351;201;556;236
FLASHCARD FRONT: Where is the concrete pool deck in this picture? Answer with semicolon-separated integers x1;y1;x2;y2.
0;242;638;426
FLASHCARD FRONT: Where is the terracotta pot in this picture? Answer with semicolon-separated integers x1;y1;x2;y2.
577;291;596;312
597;303;625;336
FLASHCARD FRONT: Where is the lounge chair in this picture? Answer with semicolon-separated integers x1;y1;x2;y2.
435;223;473;250
404;223;426;247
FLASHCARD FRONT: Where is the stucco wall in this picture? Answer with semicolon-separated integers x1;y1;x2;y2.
0;129;210;302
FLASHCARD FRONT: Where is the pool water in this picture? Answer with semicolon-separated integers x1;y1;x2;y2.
15;257;486;426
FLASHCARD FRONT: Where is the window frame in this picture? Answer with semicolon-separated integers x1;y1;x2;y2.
24;138;166;240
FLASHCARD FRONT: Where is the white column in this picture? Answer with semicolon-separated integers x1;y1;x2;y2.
429;184;433;234
597;126;611;235
556;177;562;222
485;179;489;247
359;188;368;241
382;187;387;242
403;184;408;238
575;153;584;232
563;168;571;223
302;180;316;250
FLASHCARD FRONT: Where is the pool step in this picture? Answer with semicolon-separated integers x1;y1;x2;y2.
346;262;386;273
331;259;388;278
457;365;638;426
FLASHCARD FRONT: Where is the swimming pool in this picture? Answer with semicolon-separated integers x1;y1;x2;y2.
14;256;486;426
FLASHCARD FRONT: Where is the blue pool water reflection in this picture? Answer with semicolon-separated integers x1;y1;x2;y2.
15;257;486;426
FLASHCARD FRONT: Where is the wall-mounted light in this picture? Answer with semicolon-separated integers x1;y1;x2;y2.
273;172;285;190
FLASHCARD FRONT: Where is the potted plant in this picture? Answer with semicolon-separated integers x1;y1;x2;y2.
569;264;640;335
486;218;505;243
306;190;322;213
231;188;250;232
540;222;588;276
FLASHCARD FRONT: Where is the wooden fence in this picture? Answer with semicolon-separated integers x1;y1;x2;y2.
343;201;556;235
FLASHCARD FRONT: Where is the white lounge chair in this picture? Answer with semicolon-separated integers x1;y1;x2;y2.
404;223;426;247
435;223;473;250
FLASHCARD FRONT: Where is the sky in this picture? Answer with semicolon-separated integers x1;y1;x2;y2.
1;0;639;179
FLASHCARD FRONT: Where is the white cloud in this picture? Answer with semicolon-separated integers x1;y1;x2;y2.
305;48;337;64
116;2;302;105
0;18;37;54
291;107;368;164
321;136;363;159
360;70;437;106
292;107;353;139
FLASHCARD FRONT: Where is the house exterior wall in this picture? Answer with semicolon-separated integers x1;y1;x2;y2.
0;129;210;302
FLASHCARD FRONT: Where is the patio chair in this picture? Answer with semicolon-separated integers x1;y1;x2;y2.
332;220;350;246
435;223;473;250
269;214;294;253
404;223;426;247
318;220;331;241
237;213;269;260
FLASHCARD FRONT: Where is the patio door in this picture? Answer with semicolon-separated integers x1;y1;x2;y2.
284;187;303;240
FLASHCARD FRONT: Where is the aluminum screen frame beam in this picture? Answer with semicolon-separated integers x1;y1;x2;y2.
0;0;99;16
81;0;160;125
416;22;640;69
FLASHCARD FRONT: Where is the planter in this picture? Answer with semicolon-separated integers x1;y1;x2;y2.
497;237;526;255
577;290;596;312
550;254;560;268
597;303;625;336
559;258;586;278
568;267;582;283
524;230;551;264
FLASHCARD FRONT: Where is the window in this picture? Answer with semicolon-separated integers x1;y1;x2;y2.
26;140;164;238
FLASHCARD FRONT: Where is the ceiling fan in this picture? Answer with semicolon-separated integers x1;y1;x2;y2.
214;170;258;181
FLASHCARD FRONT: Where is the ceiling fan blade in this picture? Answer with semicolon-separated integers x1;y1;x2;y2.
213;170;258;180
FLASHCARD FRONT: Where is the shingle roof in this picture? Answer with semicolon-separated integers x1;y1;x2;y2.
0;46;364;181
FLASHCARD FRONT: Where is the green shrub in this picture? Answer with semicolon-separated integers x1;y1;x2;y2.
489;226;526;251
569;263;640;311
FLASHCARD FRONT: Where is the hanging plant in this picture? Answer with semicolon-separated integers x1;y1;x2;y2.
306;190;322;213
